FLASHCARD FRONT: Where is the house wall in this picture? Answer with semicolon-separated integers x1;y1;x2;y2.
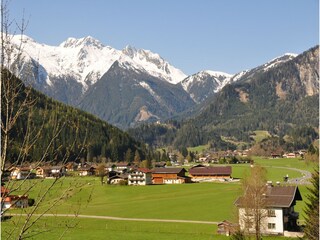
239;208;284;235
129;172;152;185
163;178;183;184
190;175;230;179
152;173;181;184
262;208;284;234
79;171;88;176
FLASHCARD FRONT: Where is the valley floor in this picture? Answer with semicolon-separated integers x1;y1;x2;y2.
2;157;314;240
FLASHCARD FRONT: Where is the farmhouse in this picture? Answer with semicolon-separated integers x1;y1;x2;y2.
128;168;152;185
36;166;52;178
234;184;302;236
78;166;96;176
108;173;128;185
9;166;35;180
283;153;296;158
152;168;191;184
36;166;66;178
1;187;28;209
189;165;232;182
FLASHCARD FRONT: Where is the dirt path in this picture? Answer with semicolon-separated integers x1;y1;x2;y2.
8;213;219;225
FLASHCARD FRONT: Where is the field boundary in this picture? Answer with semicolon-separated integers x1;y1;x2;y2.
8;213;219;225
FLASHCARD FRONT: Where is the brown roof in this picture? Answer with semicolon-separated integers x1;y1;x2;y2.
137;168;152;173
189;166;232;176
116;162;129;167
152;167;186;174
234;186;302;208
78;166;96;171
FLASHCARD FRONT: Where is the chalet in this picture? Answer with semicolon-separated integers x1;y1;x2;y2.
36;166;52;178
128;168;152;186
10;167;35;180
36;166;66;178
1;186;28;209
65;162;77;172
115;162;130;172
2;195;28;209
234;184;302;236
152;168;191;184
50;166;66;177
109;173;128;185
189;166;232;182
78;166;96;176
283;153;296;158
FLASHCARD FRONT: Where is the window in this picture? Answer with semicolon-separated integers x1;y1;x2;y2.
268;223;276;229
268;209;276;217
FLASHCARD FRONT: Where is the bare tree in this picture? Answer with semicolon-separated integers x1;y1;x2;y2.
0;2;90;239
237;165;268;240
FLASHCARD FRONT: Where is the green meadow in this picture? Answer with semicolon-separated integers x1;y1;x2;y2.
2;157;314;239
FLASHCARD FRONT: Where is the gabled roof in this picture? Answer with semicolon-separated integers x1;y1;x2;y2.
152;167;186;174
135;168;152;173
234;185;302;208
189;166;232;176
78;166;96;171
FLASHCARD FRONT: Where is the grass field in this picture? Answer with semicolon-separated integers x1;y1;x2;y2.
252;156;317;172
2;157;314;240
251;130;271;142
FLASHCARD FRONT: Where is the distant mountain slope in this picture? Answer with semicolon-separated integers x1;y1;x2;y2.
1;69;147;163
128;46;319;149
174;46;319;147
78;61;195;129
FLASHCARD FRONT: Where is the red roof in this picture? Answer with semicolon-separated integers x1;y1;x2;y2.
1;186;10;196
189;166;232;176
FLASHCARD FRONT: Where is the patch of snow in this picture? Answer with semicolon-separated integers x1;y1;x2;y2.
139;81;164;106
10;34;187;92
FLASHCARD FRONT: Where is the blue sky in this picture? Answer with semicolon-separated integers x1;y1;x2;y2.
9;0;319;75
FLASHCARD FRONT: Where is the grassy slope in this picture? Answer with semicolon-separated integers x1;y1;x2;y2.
3;157;313;240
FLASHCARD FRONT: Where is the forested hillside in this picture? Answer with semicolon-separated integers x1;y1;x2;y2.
1;70;147;164
129;46;319;150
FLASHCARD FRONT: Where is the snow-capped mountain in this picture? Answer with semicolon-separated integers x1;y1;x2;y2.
9;35;187;104
121;46;186;84
7;34;304;129
180;70;233;103
78;60;195;129
230;53;298;83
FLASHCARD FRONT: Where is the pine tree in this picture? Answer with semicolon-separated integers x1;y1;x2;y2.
303;168;319;240
134;150;141;166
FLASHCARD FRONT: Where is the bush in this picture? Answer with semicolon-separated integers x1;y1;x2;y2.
119;180;128;186
28;198;35;206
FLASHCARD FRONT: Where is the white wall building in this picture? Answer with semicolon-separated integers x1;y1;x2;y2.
235;184;302;236
128;168;152;185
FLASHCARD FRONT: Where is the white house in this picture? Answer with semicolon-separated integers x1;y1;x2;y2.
234;184;302;236
10;167;32;180
128;168;152;185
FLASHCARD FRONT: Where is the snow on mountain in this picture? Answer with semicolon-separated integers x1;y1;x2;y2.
10;35;187;92
122;46;187;84
180;70;233;103
230;53;298;83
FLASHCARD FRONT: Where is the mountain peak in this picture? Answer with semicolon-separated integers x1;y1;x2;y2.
60;36;104;49
122;45;138;57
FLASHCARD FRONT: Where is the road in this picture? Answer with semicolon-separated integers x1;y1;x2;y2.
265;166;312;185
8;213;219;225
